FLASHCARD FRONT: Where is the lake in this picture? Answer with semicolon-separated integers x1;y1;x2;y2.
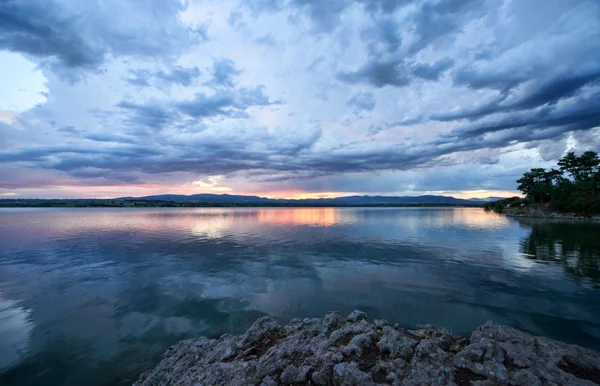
0;207;599;385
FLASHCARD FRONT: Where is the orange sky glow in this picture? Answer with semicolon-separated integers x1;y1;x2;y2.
0;183;519;200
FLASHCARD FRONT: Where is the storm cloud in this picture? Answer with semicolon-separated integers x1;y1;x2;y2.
0;0;205;80
0;0;599;198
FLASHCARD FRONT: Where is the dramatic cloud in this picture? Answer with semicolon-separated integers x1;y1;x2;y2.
116;100;176;130
125;67;202;87
175;86;277;119
347;91;376;113
0;0;599;198
338;57;455;87
0;0;205;80
338;59;412;87
206;58;242;88
412;58;454;81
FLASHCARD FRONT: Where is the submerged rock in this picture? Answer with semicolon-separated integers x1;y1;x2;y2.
135;311;600;386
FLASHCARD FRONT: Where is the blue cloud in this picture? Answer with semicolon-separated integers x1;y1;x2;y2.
176;86;277;119
347;91;376;112
207;58;242;88
0;0;204;78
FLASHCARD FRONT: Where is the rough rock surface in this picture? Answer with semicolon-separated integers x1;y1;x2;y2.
135;311;600;385
503;205;600;220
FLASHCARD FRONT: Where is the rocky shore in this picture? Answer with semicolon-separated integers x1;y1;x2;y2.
135;311;600;385
502;206;600;220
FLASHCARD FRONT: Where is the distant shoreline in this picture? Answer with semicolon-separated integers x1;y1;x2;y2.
0;201;483;209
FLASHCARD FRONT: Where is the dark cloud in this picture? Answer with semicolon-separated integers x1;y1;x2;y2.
335;0;493;89
525;137;569;162
0;0;203;77
361;17;402;54
125;70;152;87
0;123;8;149
338;58;411;87
155;66;201;86
436;91;600;153
338;57;455;87
207;58;242;88
453;66;528;92
57;126;82;135
0;0;103;68
0;123;323;183
125;66;202;87
347;91;376;112
175;86;277;119
84;133;137;144
117;100;176;130
358;0;412;14
2;0;600;195
116;66;280;130
0;144;159;165
247;0;412;32
369;116;424;135
408;0;490;54
412;58;454;81
256;93;600;179
435;69;600;122
387;117;425;127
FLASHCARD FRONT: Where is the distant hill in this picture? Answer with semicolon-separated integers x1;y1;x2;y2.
116;193;485;206
467;196;512;202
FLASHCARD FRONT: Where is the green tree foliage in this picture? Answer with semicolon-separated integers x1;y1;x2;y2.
557;151;600;182
483;196;529;211
514;151;600;215
516;168;561;203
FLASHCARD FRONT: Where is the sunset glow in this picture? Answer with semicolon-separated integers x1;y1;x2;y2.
1;0;598;199
258;208;339;227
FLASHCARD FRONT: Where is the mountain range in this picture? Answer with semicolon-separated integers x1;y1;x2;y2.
115;193;500;206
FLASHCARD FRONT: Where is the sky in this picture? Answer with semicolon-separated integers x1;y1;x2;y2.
0;0;599;199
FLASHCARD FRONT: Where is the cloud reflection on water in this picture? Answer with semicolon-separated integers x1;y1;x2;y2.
0;208;599;386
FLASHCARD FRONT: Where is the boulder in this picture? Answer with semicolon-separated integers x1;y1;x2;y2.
135;311;600;386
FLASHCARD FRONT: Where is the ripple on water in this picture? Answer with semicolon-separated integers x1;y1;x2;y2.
0;207;599;386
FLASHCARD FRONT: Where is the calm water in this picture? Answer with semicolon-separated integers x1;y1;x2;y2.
0;207;599;385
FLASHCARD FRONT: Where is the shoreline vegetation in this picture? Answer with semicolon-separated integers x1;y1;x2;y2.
485;151;600;219
135;310;600;386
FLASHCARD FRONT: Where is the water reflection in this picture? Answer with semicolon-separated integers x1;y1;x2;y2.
0;295;33;370
257;208;341;227
518;219;600;285
0;208;599;386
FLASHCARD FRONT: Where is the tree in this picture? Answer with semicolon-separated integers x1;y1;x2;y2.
558;151;599;183
515;151;600;214
516;168;561;203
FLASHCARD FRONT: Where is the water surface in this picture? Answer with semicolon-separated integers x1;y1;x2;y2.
0;207;599;385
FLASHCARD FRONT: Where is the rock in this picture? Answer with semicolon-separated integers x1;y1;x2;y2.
377;326;417;359
333;362;374;385
260;375;277;386
311;365;333;385
278;363;312;383
323;311;343;330
279;364;298;383
342;332;376;357
243;316;280;345
135;312;600;386
347;310;367;322
297;365;312;383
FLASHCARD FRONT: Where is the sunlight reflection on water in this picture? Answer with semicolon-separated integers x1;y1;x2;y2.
0;207;599;386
